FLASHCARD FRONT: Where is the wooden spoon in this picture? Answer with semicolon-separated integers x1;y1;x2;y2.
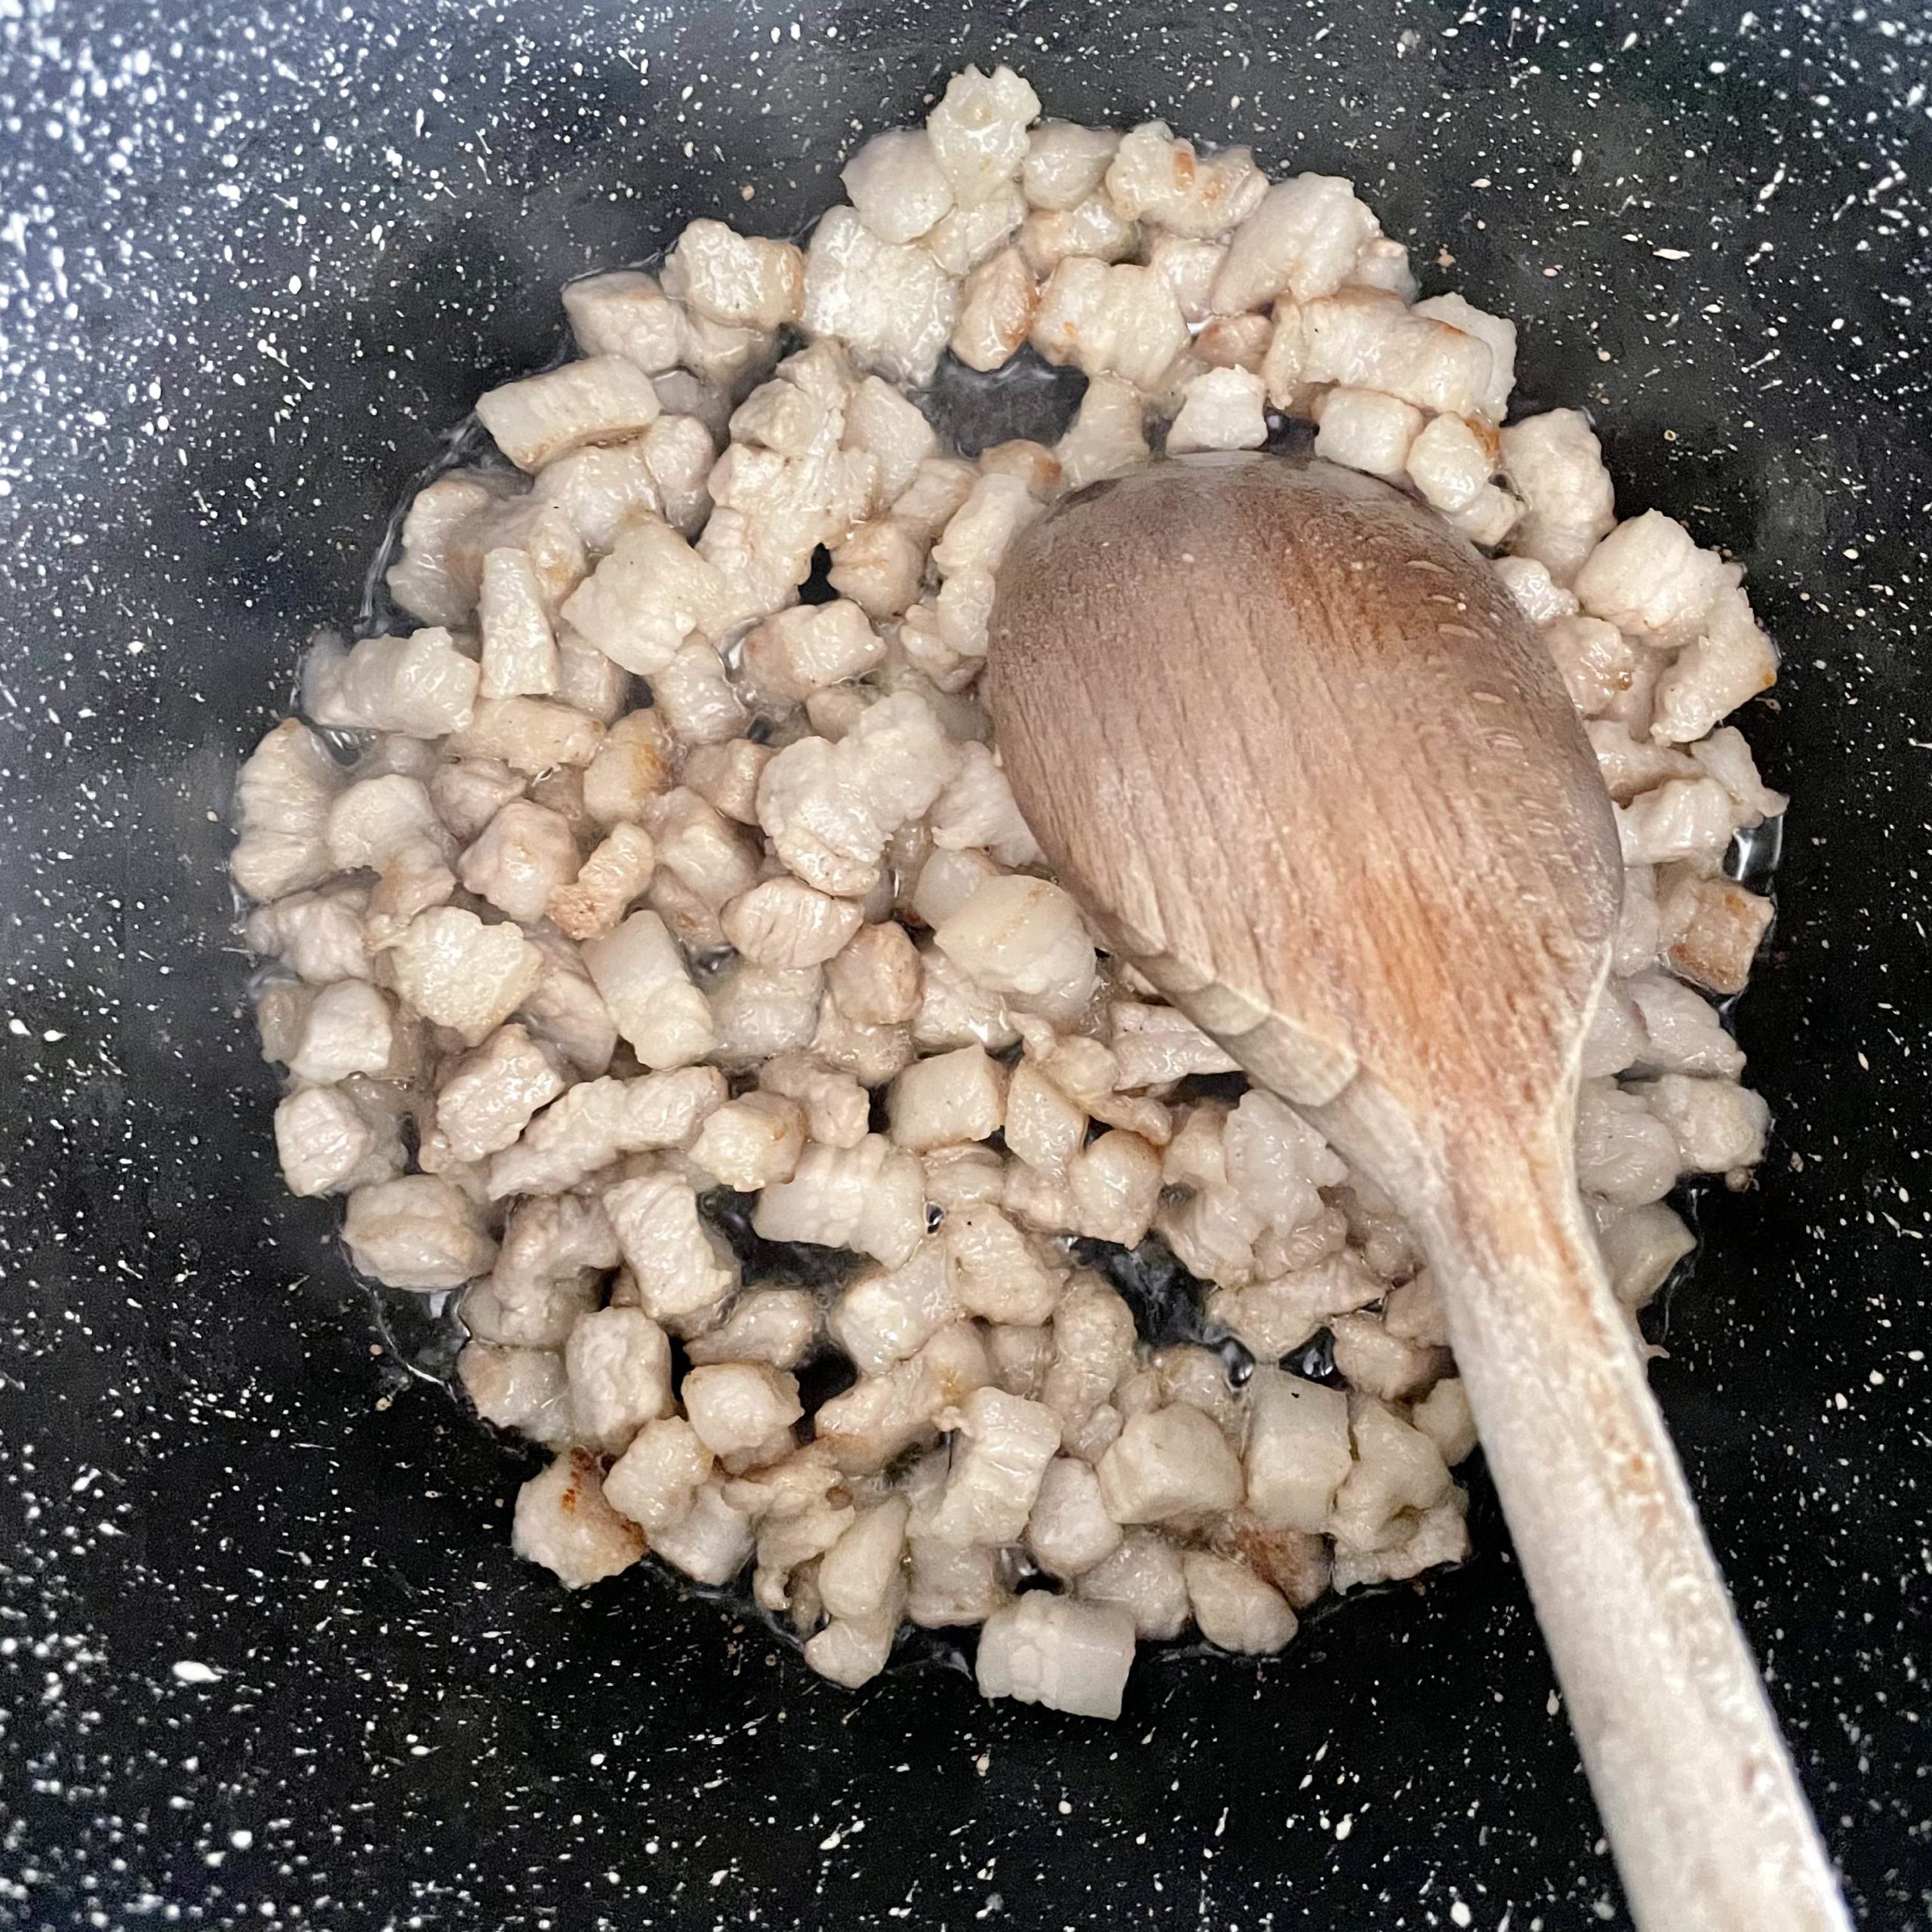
986;454;1847;1932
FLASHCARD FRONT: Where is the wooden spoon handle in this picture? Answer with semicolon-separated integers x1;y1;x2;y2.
1419;1140;1848;1932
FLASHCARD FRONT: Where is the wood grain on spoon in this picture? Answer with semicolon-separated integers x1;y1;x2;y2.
987;454;1847;1932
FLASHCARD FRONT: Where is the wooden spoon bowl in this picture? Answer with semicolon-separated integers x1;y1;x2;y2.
987;454;1846;1932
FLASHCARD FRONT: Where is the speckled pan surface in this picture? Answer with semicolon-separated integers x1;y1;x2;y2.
2;0;1928;1925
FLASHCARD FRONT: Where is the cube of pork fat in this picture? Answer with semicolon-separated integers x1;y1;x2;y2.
886;1044;1008;1152
684;1286;818;1371
580;910;712;1070
385;469;524;626
457;1341;573;1447
1019;194;1140;280
1076;1527;1191;1641
1101;122;1267;239
1591;1201;1697;1315
1406;412;1498;516
661;220;805;334
1002;1060;1086;1181
1054;374;1152;493
819;1495;912;1623
1572;1080;1684;1206
752;1137;927;1268
602;1171;738;1330
1493;555;1580;626
841;129;955;243
428;756;526;844
1182;1551;1298;1654
1223;1088;1349;1230
388;908;544;1048
476;549;559;699
721;878;863;971
457;801;579;926
1211;174;1381;313
1614;777;1738;871
285;980;395;1085
830;1241;961;1376
1312;386;1424;482
943;1202;1064;1325
343;1175;498;1292
243;881;374;986
1573;510;1737;641
925;183;1028;278
1096;1404;1244;1524
512;1450;647;1590
951;248;1039;373
274;1084;402;1198
303;629;479;738
1041;1276;1137;1436
681;737;771;828
564;1306;674;1456
1660;872;1775;997
1166;367;1268;454
687;1092;807;1192
446;697;606;775
560;518;730;678
1029;260;1186;390
1067;1130;1163;1247
680;1363;804;1463
1296;289;1497;419
1632;1073;1770;1175
546;821;657;943
1026;1456;1124;1579
432;1023;569;1164
475;356;662;472
975;1592;1137;1720
1410;294;1518;423
603;1416;713;1535
650;1477;757;1586
706;961;825;1071
924;744;1041;872
1623;971;1745;1079
581;708;678;827
843;376;939;503
931;1386;1062;1546
740;601;885;707
1410;1377;1480;1468
1022;121;1121;211
933;875;1097;1023
925;65;1041;206
1327;1395;1453;1552
1241;1367;1353;1535
1500;408;1618;583
484;1065;724;1200
1328;1312;1450;1404
801;208;958;389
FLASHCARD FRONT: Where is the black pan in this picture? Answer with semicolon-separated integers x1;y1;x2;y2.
2;2;1927;1924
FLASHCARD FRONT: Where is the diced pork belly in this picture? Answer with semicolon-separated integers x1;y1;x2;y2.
975;1589;1136;1718
343;1174;498;1291
446;695;605;773
926;65;1041;207
512;1450;646;1589
663;219;805;334
603;1168;738;1331
476;357;663;472
1076;1527;1191;1640
752;1135;927;1268
389;908;544;1046
801;208;958;387
1103;122;1266;239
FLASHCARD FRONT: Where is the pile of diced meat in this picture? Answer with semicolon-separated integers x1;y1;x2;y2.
232;67;1786;1721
